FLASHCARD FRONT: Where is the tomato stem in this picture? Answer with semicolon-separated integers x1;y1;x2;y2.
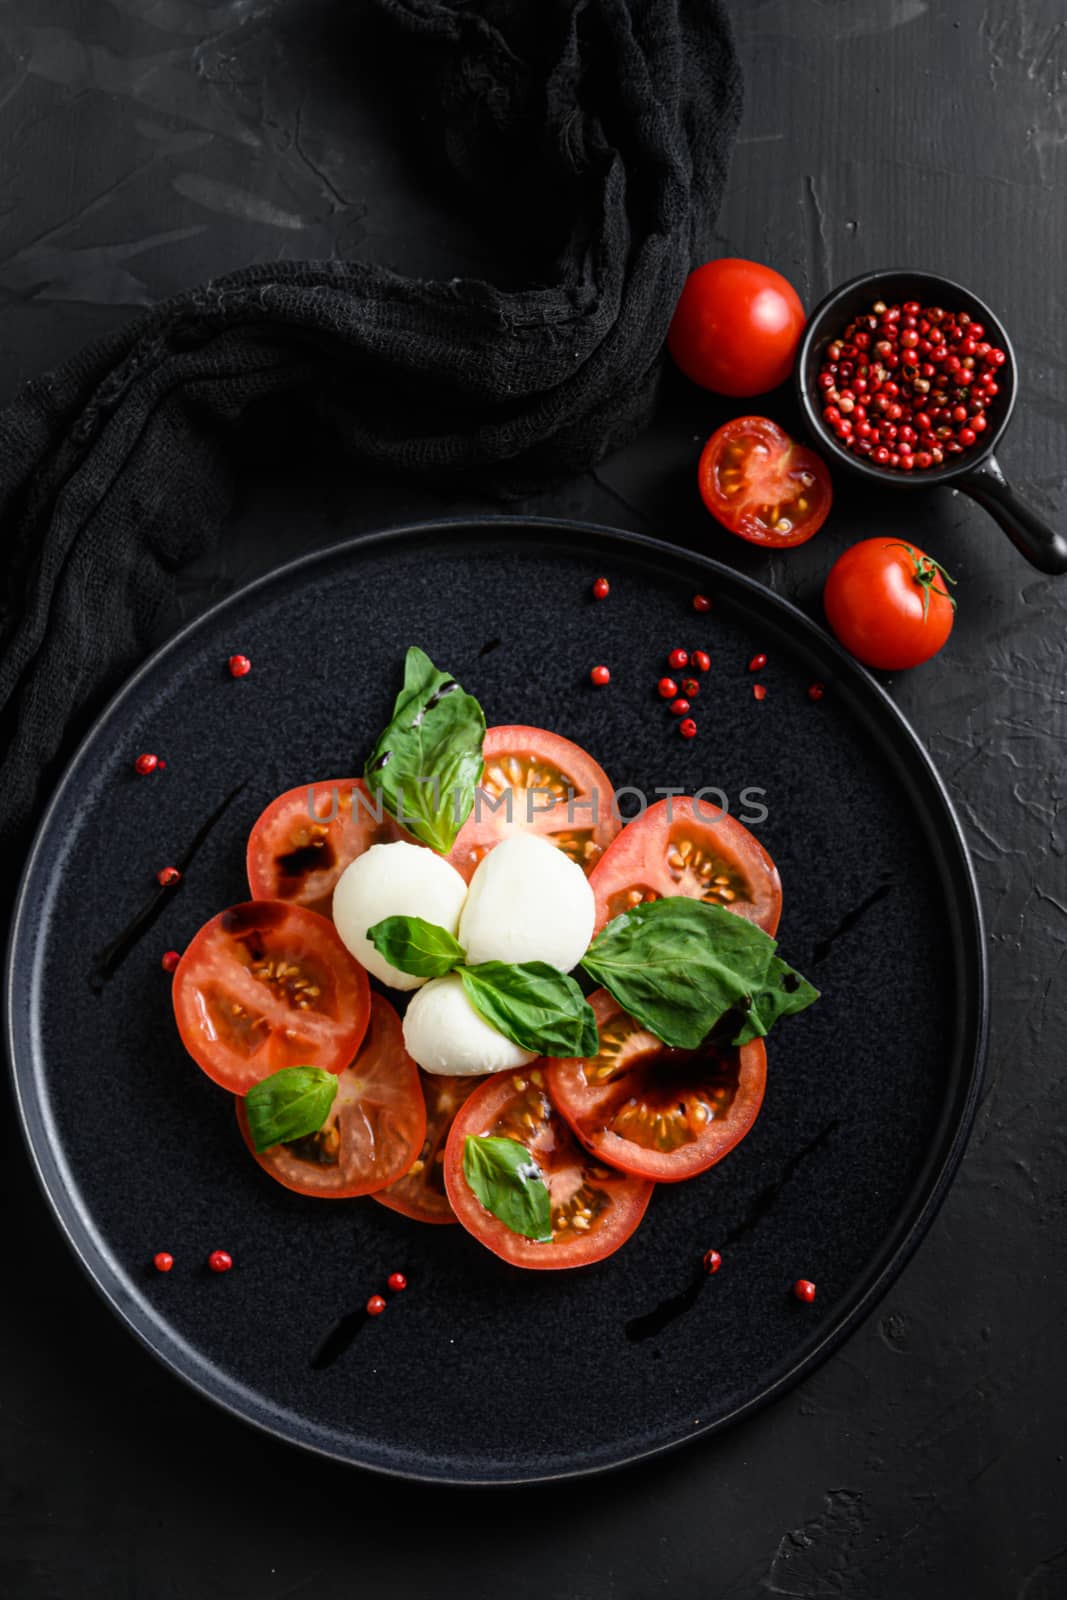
888;543;958;621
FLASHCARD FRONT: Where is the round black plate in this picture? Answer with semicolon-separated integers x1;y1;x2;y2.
6;518;985;1483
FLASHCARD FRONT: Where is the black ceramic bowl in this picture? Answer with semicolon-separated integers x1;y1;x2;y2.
795;269;1067;574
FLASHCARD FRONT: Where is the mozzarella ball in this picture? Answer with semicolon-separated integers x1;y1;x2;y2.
402;973;536;1076
458;833;595;972
332;841;467;990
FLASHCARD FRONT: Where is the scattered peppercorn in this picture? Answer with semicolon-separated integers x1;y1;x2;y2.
679;718;697;739
658;677;678;699
592;577;610;600
703;1249;722;1275
692;593;712;612
680;676;699;698
135;753;160;776
153;1252;174;1273
748;653;768;672
590;665;611;686
228;654;252;677
161;950;181;973
753;684;768;701
808;682;826;702
669;697;690;716
692;649;711;673
793;1278;816;1303
156;866;181;887
208;1250;233;1274
387;1272;407;1293
667;647;689;670
367;1294;387;1316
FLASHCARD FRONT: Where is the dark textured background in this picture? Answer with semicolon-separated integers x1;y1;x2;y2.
1;1;1064;1596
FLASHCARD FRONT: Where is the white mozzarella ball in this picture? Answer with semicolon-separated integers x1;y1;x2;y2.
458;833;595;972
402;973;536;1076
332;841;467;990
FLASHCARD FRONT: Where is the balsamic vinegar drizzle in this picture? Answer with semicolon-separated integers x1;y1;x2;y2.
811;881;893;964
87;780;247;992
624;1118;840;1343
310;1308;369;1371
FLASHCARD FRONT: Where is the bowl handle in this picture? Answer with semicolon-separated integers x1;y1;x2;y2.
956;454;1067;575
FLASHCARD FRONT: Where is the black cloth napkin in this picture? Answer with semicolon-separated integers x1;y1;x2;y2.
0;0;741;893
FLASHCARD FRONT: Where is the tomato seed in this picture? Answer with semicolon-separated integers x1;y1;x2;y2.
590;665;611;686
228;654;252;678
157;866;182;887
208;1250;233;1274
592;577;610;600
668;647;689;670
135;753;160;776
748;653;768;672
658;677;678;699
366;1294;387;1316
161;950;181;973
793;1278;816;1303
692;594;712;612
387;1272;407;1293
679;718;697;739
703;1249;722;1275
669;698;690;716
753;684;768;701
692;650;711;672
808;682;826;701
153;1252;174;1273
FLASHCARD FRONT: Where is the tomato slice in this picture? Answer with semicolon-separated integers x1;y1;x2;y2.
546;990;767;1182
372;1071;484;1224
588;796;782;937
246;778;411;917
173;900;371;1093
698;416;832;547
443;1068;653;1269
446;726;620;882
236;994;425;1198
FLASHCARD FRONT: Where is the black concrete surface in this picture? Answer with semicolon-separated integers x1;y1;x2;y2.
1;2;1065;1597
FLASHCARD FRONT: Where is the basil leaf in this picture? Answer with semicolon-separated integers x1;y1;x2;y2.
463;1135;552;1243
244;1066;338;1153
581;897;779;1049
459;961;599;1058
364;646;486;852
367;915;465;979
728;957;820;1045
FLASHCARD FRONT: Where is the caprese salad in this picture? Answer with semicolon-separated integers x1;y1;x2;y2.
172;645;817;1269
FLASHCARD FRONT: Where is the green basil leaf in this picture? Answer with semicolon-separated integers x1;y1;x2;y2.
728;957;820;1045
244;1066;339;1153
367;915;466;979
459;961;599;1058
462;1135;552;1243
581;897;779;1049
364;646;486;853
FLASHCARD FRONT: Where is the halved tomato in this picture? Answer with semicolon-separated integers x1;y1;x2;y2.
446;726;620;882
589;796;782;936
698;416;832;547
443;1067;653;1269
546;990;767;1182
372;1072;484;1224
246;778;411;917
173;900;371;1093
236;994;425;1198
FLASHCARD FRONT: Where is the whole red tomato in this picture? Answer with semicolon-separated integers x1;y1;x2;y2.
668;259;806;397
823;539;957;670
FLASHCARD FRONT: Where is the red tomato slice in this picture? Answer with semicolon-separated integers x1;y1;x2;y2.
173;900;371;1093
698;417;832;547
446;726;620;882
372;1072;484;1224
443;1068;653;1270
236;994;425;1199
246;778;411;917
589;796;782;937
546;990;767;1182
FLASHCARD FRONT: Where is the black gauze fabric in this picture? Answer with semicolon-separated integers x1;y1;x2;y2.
0;0;742;882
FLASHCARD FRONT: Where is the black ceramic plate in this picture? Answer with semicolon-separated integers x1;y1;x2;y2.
6;518;985;1483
